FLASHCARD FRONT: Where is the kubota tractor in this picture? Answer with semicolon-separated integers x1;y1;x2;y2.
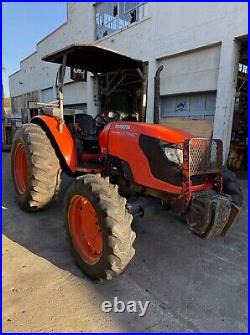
11;44;243;280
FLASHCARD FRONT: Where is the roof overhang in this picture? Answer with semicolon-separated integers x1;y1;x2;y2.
42;44;143;73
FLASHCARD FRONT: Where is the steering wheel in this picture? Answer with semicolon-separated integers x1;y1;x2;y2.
94;111;120;126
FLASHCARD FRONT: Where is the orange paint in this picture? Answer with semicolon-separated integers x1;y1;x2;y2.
100;122;193;195
68;195;103;265
14;143;28;194
32;115;77;172
81;152;104;161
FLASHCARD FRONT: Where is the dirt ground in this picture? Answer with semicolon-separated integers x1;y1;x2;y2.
2;152;248;332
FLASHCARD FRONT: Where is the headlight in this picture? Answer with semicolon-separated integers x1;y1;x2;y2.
160;142;183;165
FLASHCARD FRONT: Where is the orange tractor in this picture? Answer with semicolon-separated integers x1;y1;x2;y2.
11;45;243;280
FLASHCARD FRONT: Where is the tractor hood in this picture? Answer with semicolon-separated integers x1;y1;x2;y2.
109;122;193;144
99;121;193;159
133;122;193;144
99;121;194;194
42;44;143;73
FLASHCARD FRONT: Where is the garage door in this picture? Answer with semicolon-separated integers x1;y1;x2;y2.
64;103;87;113
64;82;87;105
160;92;216;137
41;87;54;103
158;45;221;95
161;92;216;119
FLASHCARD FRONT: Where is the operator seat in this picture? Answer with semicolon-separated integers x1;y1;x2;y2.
76;114;98;141
75;114;100;153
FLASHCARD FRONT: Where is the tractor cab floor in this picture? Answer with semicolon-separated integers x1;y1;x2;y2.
76;160;104;173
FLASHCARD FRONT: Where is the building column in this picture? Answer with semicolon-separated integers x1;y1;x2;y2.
146;59;157;123
213;39;241;163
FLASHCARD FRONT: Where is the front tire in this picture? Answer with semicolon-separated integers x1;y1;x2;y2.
65;174;136;280
11;123;61;211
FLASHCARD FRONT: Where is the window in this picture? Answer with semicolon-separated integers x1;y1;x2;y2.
238;63;248;74
95;2;145;40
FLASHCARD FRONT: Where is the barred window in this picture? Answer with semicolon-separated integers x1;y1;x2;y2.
95;2;145;40
238;63;248;74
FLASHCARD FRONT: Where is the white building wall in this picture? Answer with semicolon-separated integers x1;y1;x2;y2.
9;3;93;100
9;2;248;160
94;2;247;159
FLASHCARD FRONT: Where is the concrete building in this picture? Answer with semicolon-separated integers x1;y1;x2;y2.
9;2;248;163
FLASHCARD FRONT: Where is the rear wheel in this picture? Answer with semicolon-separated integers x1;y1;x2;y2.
11;123;61;211
65;174;136;280
222;166;243;206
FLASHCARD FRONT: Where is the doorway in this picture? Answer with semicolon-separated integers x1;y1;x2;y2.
228;38;248;171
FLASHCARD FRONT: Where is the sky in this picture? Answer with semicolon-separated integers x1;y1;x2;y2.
2;2;67;96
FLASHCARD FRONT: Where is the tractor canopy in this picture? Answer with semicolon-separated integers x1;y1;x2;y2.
42;44;143;73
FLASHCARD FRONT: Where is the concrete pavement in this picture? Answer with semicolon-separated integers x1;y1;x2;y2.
2;152;248;332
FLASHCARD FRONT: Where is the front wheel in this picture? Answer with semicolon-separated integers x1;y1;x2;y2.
65;174;136;280
11;123;61;211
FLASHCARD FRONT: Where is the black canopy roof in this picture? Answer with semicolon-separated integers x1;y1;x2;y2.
42;44;143;73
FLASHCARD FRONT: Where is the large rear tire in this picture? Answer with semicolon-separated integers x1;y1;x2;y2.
222;166;243;206
65;174;136;280
11;123;61;211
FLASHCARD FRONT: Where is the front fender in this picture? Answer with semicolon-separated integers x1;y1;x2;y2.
31;115;77;173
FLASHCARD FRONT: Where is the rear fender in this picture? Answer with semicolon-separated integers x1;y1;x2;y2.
31;115;77;173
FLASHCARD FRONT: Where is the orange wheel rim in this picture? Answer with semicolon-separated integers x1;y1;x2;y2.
68;195;103;265
14;143;28;194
